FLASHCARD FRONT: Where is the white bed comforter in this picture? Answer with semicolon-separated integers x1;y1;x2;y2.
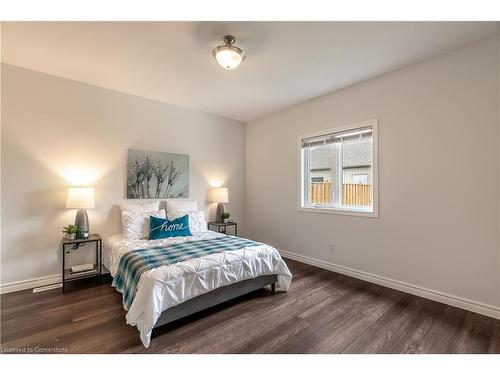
104;231;292;347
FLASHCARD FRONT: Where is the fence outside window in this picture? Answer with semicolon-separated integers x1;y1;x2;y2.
309;182;372;206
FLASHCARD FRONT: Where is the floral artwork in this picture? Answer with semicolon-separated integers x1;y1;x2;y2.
127;149;189;199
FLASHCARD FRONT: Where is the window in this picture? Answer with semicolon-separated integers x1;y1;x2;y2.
351;174;368;185
311;177;325;183
299;119;378;217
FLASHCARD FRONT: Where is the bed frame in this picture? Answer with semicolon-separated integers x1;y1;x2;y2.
153;274;278;329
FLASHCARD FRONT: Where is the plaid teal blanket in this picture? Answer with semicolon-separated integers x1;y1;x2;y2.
113;236;263;310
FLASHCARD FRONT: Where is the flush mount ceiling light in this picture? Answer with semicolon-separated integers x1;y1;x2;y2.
212;35;246;70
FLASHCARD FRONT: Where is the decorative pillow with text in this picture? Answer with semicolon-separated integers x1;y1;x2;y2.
149;215;192;240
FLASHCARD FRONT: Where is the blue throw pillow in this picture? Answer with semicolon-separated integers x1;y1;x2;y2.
149;215;191;240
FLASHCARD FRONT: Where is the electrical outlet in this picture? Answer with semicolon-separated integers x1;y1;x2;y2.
329;243;335;252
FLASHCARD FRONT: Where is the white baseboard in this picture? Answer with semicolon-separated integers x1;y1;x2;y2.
279;249;500;320
1;268;111;295
0;274;62;294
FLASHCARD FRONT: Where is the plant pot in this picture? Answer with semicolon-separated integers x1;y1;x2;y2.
222;218;229;223
66;233;76;240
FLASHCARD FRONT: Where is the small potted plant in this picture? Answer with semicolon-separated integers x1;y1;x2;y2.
221;212;230;224
63;224;79;240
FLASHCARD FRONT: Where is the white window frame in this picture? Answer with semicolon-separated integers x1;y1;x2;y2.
297;119;379;218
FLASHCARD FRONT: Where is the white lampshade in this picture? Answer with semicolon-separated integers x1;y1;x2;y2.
212;187;229;203
214;49;244;70
66;187;95;209
212;35;246;70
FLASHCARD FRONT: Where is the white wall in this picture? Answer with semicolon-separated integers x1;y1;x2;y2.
2;35;500;314
497;36;500;308
0;23;3;283
246;38;500;309
1;64;245;286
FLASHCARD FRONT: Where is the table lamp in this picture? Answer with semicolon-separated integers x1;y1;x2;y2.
66;187;95;237
212;187;229;223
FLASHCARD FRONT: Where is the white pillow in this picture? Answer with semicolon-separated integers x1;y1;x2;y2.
168;210;207;233
120;201;160;214
166;199;197;213
122;209;166;239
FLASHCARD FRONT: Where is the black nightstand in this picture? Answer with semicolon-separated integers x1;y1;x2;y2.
208;222;238;236
62;234;102;292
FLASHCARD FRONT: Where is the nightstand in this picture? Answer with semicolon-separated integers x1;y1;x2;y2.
62;234;102;292
208;222;238;236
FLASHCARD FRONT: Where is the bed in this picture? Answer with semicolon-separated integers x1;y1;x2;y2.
104;230;292;347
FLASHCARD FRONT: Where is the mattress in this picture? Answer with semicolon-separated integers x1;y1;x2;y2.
104;231;292;347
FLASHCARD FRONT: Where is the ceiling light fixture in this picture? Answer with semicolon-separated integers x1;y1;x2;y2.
212;35;246;70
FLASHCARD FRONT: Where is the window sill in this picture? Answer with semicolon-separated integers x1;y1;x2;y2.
298;205;379;218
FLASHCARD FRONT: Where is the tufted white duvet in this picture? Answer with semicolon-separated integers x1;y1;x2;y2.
105;231;292;347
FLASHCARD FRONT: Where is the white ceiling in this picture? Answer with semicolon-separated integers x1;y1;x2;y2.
2;22;499;122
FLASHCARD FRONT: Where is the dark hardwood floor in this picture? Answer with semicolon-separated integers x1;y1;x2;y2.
1;258;499;354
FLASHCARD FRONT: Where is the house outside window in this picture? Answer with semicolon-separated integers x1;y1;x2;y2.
298;119;378;217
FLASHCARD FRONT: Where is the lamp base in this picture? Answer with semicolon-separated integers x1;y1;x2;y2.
75;209;89;235
215;203;225;223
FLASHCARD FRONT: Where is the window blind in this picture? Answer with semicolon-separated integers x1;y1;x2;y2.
301;126;372;148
